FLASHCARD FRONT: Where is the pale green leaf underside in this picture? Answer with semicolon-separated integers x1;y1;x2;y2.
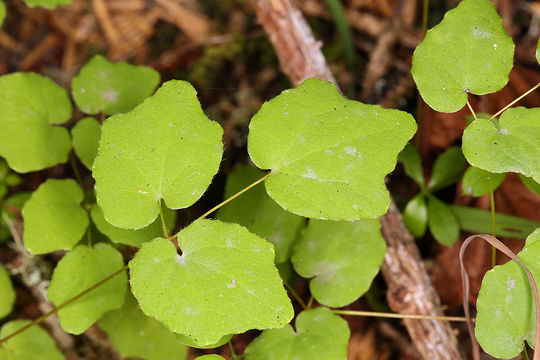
462;107;540;183
244;307;350;360
217;166;305;263
411;0;514;113
0;265;15;319
93;80;223;229
475;228;540;358
98;294;188;360
72;55;160;115
47;243;127;334
72;117;101;170
248;78;416;220
0;72;72;172
22;179;88;254
462;166;505;196
129;219;293;346
291;219;385;307
90;205;176;247
0;320;64;360
22;0;71;9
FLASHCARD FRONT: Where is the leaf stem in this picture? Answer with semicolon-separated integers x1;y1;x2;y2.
466;100;478;121
159;199;170;238
489;81;540;121
0;264;129;345
69;152;83;187
307;295;314;309
331;309;469;322
283;280;307;310
488;173;497;267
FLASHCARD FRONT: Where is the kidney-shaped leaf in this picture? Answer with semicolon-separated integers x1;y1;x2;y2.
0;320;64;360
463;107;540;183
291;219;385;307
217;166;305;264
72;55;160;115
71;117;101;170
244;307;350;360
0;72;72;172
98;293;188;360
47;243;127;334
93;80;223;229
248;79;416;221
411;0;514;113
22;179;88;254
475;228;540;358
0;265;15;319
129;219;293;347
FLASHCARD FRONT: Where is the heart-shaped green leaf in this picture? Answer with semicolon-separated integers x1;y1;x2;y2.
475;228;540;358
427;196;459;246
217;166;305;263
403;194;428;238
47;243;127;334
520;175;540;196
0;265;15;319
291;219;385;307
411;0;514;113
129;219;293;347
93;80;223;229
462;107;540;182
248;78;416;221
461;166;505;196
71;117;101;170
0;72;72;172
244;307;350;360
98;293;188;360
72;55;160;116
0;320;64;360
22;179;88;254
428;146;466;191
90;205;175;247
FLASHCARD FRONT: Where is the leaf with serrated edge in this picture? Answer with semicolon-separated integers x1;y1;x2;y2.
0;72;72;172
47;243;127;334
129;219;293;346
248;79;416;220
98;293;188;360
217;166;305;263
22;179;88;254
475;228;540;358
291;219;385;307
93;80;223;229
411;0;514;113
0;320;64;360
462;107;540;183
72;55;160;115
90;205;175;247
244;307;350;360
462;166;505;196
0;265;15;319
72;117;101;170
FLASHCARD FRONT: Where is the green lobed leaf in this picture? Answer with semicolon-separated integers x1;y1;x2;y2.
462;107;540;182
461;166;505;196
90;205;176;247
291;219;385;307
398;143;424;188
129;219;293;347
175;333;231;349
244;307;350;360
98;293;188;360
72;55;160;115
427;196;459;246
22;0;71;9
411;0;514;113
428;146;466;191
0;265;15;319
0;72;72;172
520;174;540;196
47;243;127;334
22;179;88;254
403;194;428;238
93;80;223;229
248;78;416;221
0;320;65;360
216;166;305;263
71;117;101;170
475;228;540;358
